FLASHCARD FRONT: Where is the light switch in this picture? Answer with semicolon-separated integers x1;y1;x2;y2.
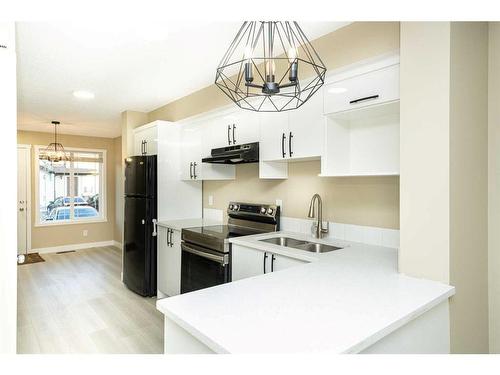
83;230;88;237
208;195;214;206
276;199;283;212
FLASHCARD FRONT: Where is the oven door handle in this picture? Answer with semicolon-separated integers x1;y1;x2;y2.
181;243;228;265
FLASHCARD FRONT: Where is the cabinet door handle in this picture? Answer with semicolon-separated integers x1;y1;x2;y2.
189;162;193;179
263;252;268;274
169;229;173;247
141;140;144;155
145;140;148;154
232;124;236;144
349;94;379;105
193;162;197;179
281;133;286;158
271;254;276;272
289;132;293;158
228;125;232;145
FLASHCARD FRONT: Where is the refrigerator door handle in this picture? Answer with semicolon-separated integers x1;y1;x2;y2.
152;219;157;237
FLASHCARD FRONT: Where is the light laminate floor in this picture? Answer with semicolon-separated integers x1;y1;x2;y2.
17;246;164;354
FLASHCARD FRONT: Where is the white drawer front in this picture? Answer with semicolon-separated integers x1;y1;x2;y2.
324;64;399;114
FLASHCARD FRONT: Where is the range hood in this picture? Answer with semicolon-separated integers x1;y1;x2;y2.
202;142;259;164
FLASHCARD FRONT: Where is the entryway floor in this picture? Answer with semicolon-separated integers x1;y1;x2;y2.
17;246;163;354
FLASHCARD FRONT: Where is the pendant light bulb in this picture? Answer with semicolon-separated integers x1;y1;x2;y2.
288;47;298;62
265;59;276;82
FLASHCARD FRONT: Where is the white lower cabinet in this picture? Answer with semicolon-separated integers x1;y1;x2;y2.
157;226;182;297
231;244;307;282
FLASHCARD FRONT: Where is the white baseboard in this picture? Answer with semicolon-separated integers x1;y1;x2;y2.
31;240;119;254
112;240;123;250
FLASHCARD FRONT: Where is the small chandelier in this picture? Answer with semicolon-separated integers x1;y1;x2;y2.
40;121;71;163
215;21;326;112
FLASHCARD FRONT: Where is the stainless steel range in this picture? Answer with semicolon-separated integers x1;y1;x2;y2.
180;202;280;294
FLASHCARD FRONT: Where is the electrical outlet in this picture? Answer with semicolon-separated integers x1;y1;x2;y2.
83;230;88;237
208;195;214;206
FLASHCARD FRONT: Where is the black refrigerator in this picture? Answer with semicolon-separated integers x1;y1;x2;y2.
123;155;157;297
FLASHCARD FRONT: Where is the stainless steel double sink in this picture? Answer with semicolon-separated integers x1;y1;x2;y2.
259;236;343;253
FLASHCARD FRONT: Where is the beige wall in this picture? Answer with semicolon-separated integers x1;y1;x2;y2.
145;22;401;228
448;22;489;354
489;22;500;354
114;136;123;243
204;162;399;228
400;22;489;353
400;22;451;283
17;131;118;249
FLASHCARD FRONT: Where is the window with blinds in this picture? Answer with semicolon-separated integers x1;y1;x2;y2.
35;146;106;225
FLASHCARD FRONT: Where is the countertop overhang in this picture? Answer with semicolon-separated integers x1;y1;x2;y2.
156;231;455;354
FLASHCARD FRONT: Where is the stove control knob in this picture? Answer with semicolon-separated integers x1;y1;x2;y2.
229;204;234;210
233;204;239;211
260;207;267;214
267;208;274;215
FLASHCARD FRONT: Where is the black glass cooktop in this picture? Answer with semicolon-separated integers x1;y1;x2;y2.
183;225;265;240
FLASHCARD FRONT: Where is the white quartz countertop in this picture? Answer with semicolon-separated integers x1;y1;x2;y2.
156;231;455;354
156;218;222;231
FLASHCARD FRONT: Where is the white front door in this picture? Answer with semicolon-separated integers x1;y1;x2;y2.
17;146;30;255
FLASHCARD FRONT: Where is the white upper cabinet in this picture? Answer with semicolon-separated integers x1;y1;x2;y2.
181;120;236;181
323;64;399;115
133;122;159;156
288;90;325;160
205;109;260;151
259;110;289;162
180;122;203;181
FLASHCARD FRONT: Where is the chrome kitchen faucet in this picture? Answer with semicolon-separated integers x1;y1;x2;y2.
307;194;329;239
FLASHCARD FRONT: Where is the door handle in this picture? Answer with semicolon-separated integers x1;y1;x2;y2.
189;162;193;179
152;219;157;237
193;162;197;179
232;124;236;144
271;254;276;272
263;252;268;274
349;94;379;105
228;125;232;145
289;132;293;158
281;133;286;158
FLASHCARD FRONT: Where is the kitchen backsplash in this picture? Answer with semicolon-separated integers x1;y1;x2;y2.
203;208;400;249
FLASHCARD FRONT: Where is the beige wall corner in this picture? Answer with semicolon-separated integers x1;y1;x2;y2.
400;21;489;353
400;22;451;283
449;21;489;354
489;21;500;354
17;131;117;249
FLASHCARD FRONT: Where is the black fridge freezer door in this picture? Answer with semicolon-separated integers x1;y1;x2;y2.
124;155;157;198
123;196;157;297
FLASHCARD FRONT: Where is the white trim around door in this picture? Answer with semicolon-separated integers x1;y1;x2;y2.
17;144;32;254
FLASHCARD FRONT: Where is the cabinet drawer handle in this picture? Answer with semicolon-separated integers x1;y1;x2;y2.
281;133;286;158
289;132;293;158
228;125;232;145
189;162;193;179
349;94;379;105
271;254;276;272
263;252;268;274
232;124;236;144
193;162;197;179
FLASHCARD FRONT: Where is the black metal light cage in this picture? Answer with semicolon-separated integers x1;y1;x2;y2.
215;21;327;112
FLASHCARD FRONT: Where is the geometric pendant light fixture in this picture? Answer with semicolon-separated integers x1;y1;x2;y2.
215;21;327;112
39;121;72;163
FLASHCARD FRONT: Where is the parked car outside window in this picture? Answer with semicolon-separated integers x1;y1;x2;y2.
46;206;99;221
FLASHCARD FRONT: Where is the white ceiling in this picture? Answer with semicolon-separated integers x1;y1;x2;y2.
16;21;350;138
